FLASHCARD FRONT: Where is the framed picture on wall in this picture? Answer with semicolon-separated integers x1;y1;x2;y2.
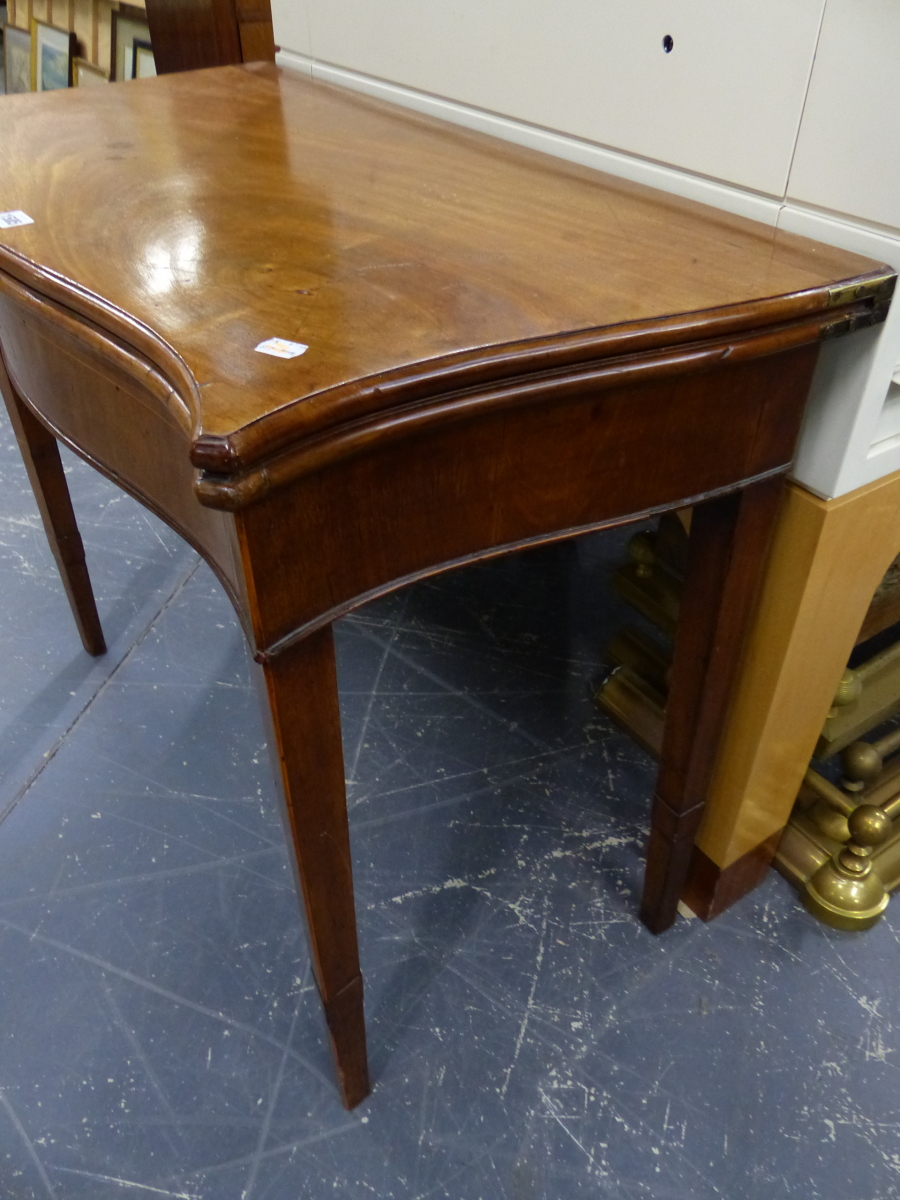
4;24;32;94
131;39;156;79
31;19;77;91
73;57;110;87
111;7;154;81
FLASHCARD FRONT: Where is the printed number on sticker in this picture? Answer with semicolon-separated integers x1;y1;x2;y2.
0;211;34;230
255;337;309;359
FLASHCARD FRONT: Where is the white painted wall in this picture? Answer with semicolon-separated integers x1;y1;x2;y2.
270;0;900;498
299;0;826;198
788;0;900;233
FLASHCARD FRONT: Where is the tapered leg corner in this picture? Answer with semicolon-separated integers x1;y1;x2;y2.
640;798;703;933
260;628;371;1106
322;974;370;1109
644;477;785;933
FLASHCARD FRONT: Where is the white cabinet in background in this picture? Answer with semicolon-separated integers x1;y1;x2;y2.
787;0;900;232
274;0;826;198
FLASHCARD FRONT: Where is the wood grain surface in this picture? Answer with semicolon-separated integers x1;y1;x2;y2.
0;63;885;476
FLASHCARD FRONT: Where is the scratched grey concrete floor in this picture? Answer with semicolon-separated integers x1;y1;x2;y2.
2;409;900;1200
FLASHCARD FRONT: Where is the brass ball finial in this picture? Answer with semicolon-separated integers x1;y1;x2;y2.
832;668;862;709
628;531;656;579
847;804;892;849
840;741;883;792
803;804;891;931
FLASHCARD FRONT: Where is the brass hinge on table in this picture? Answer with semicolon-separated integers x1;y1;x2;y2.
820;273;896;339
827;272;896;308
820;300;893;340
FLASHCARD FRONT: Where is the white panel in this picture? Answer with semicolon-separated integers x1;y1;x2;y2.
873;382;900;444
271;0;312;58
297;0;824;198
788;0;900;232
866;430;900;486
276;51;781;226
779;205;900;497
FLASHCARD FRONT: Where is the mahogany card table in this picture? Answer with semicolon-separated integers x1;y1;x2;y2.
0;63;892;1108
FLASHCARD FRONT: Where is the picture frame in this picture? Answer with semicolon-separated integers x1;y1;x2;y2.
111;8;153;81
73;57;110;87
31;18;76;92
131;38;156;80
3;24;32;94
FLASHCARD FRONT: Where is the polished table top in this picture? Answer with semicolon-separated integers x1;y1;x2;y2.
0;62;882;478
0;63;893;1110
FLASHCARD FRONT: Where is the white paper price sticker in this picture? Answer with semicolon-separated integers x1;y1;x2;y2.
255;337;308;359
0;211;34;230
